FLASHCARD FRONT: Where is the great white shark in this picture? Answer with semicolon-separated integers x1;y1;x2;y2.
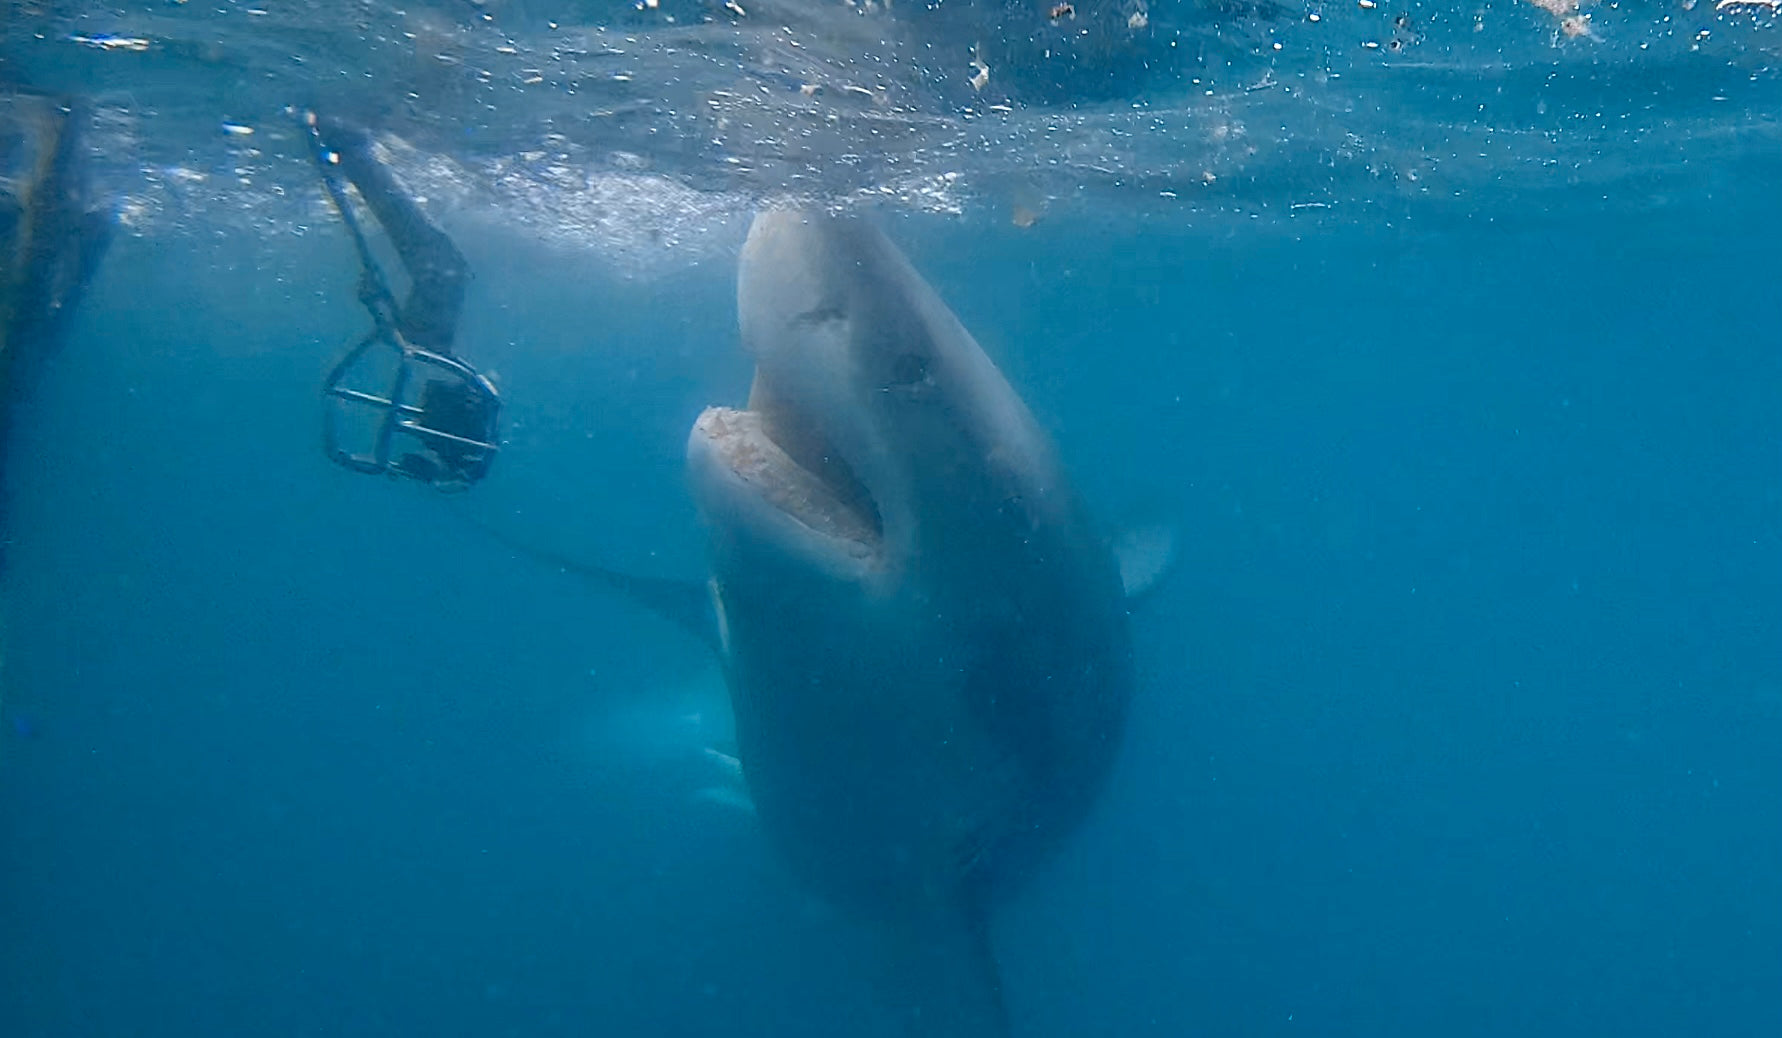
500;209;1163;1036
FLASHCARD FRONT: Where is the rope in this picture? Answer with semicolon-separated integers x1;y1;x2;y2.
301;113;403;340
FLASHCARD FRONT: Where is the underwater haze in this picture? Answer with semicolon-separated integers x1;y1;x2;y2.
3;2;1781;1037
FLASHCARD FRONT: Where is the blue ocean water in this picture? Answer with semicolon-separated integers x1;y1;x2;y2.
4;3;1782;1037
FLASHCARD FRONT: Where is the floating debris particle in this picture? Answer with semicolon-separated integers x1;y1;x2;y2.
69;34;151;51
1558;13;1593;36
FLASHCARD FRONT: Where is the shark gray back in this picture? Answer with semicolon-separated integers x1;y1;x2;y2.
686;210;1135;1036
2;88;112;402
1;87;114;573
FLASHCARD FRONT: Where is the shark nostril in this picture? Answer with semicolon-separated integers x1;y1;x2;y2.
795;305;846;327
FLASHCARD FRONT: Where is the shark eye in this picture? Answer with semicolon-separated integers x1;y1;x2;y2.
888;352;930;388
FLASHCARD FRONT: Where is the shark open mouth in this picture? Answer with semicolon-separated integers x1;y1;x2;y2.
694;369;884;553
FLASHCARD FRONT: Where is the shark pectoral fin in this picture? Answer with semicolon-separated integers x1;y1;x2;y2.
867;892;1010;1038
692;746;755;815
585;568;723;657
701;745;744;781
463;516;724;656
690;785;756;816
1112;520;1178;601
